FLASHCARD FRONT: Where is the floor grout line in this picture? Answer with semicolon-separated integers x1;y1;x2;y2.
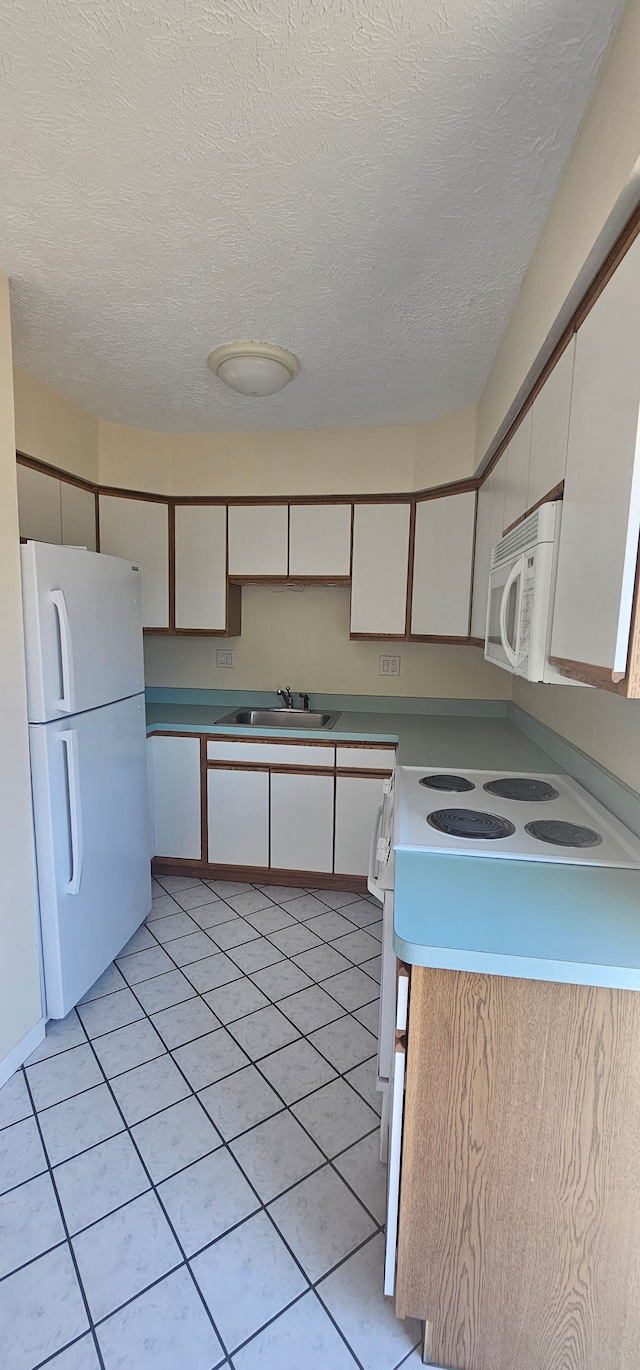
1;878;411;1370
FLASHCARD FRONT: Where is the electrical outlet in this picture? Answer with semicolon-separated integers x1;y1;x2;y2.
216;648;235;669
379;654;401;677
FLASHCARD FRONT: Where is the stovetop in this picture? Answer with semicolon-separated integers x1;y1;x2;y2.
395;767;640;868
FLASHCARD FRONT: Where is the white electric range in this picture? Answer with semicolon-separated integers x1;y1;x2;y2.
370;763;640;1177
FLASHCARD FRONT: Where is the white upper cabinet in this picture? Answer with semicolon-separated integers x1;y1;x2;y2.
411;491;476;637
470;450;509;638
527;337;575;511
228;504;288;576
350;503;411;636
99;494;169;628
502;409;533;533
288;503;351;577
17;465;62;544
174;504;227;630
61;482;96;550
551;235;640;677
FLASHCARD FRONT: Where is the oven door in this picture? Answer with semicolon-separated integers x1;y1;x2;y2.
485;554;524;673
367;774;395;898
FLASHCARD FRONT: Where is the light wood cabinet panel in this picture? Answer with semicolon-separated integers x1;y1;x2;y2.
395;966;640;1370
551;234;640;678
207;768;269;867
350;503;411;637
61;482;96;550
228;504;288;577
334;774;386;876
99;495;169;628
270;771;334;872
288;503;352;577
151;735;201;859
17;465;62;543
527;336;575;510
502;408;532;533
174;504;227;630
410;491;475;637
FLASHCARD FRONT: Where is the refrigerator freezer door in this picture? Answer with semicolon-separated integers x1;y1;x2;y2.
29;694;151;1017
21;541;144;722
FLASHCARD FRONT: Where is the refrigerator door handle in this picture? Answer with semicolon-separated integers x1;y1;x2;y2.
50;589;75;713
60;729;83;895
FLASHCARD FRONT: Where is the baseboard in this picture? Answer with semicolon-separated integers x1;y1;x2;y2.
152;858;367;894
0;1018;46;1091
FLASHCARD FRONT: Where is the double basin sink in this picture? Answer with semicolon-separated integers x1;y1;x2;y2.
217;707;340;730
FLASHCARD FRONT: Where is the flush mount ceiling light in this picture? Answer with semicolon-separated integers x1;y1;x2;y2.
207;341;300;397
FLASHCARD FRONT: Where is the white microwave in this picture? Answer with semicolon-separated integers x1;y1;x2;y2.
484;501;569;682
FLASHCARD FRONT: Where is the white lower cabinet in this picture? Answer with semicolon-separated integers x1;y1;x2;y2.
270;771;334;872
334;774;387;876
207;768;269;868
151;735;201;859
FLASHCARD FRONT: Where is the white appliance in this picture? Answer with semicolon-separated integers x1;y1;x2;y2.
395;767;640;867
485;501;576;683
21;541;151;1019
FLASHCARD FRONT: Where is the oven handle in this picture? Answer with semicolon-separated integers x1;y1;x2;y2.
368;805;384;892
499;560;521;668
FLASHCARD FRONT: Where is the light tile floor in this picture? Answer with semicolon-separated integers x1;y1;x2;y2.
0;876;421;1370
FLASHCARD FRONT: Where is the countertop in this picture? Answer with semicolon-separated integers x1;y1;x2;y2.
145;696;640;991
145;703;555;770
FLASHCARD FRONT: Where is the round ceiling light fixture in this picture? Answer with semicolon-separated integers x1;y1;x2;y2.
207;341;299;397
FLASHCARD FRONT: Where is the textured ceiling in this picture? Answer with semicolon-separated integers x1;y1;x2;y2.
0;0;625;432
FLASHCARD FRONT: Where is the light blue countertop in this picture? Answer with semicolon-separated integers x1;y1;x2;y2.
394;849;640;991
145;703;555;771
145;691;640;990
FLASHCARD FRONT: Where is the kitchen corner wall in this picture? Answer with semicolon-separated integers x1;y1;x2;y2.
474;0;640;796
0;282;43;1069
143;584;510;699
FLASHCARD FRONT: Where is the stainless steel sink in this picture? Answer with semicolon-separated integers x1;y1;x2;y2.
216;707;340;729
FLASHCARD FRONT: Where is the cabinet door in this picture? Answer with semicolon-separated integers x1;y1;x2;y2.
151;735;201;859
288;504;351;576
551;234;640;677
207;768;269;867
16;464;62;543
527;337;574;510
61;483;96;550
470;452;509;638
99;495;169;628
228;504;288;576
270;771;334;872
410;491;475;637
174;504;227;630
503;409;533;533
334;774;386;876
350;503;411;636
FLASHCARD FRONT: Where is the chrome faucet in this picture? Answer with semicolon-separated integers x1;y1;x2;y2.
298;693;310;711
277;686;295;709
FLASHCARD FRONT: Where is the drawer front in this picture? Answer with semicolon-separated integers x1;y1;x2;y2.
336;746;395;771
207;740;335;767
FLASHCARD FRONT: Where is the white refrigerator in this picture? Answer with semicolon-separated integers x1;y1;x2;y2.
21;540;151;1019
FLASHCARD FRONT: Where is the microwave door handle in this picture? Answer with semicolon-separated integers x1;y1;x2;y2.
499;561;521;667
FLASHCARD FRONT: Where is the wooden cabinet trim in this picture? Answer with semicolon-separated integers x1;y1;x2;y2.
502;479;564;537
151;856;367;892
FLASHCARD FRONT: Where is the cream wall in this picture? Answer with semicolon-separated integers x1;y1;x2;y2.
476;0;640;463
513;680;640;794
144;585;510;700
99;421;172;494
0;281;43;1070
14;365;99;482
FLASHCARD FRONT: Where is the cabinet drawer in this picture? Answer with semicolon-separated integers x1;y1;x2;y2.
336;746;395;771
207;740;334;767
